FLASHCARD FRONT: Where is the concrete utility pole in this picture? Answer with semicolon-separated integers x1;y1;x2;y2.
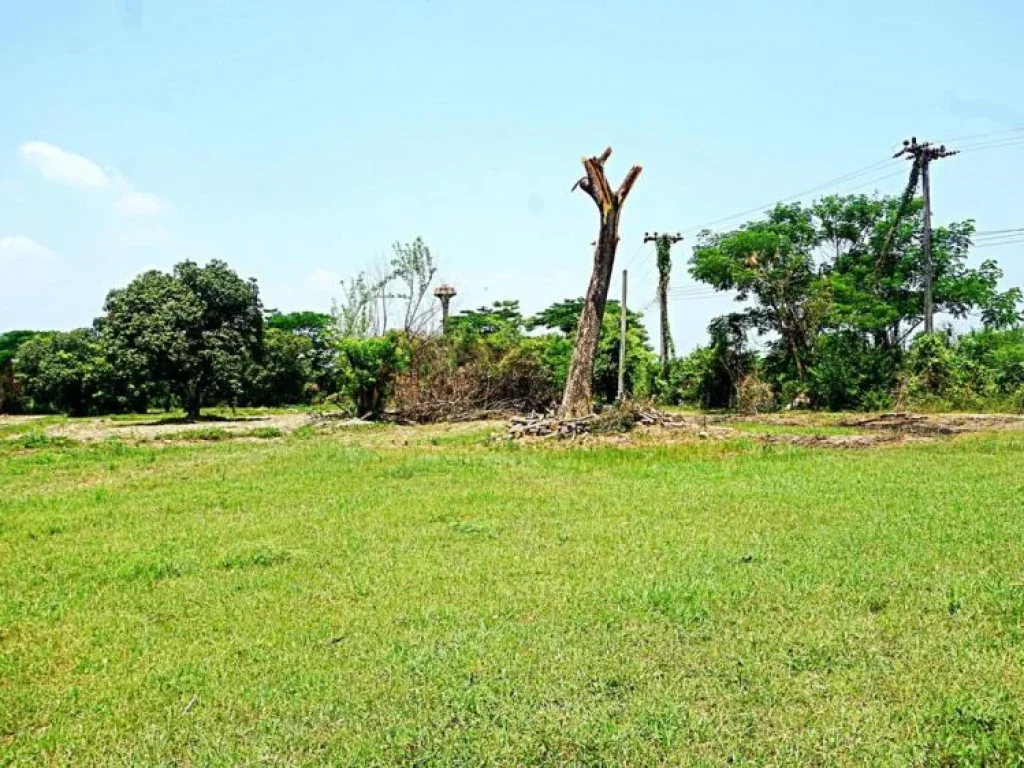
618;269;627;402
643;231;684;373
433;284;457;333
894;137;958;334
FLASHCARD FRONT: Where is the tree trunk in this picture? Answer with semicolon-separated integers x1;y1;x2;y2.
184;382;202;420
560;148;642;419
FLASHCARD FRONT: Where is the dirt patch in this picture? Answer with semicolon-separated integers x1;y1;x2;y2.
840;412;1024;436
0;415;47;426
48;413;315;443
757;432;917;449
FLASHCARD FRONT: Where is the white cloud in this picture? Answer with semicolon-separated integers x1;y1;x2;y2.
19;141;111;188
0;235;56;265
19;140;168;222
305;269;342;289
114;190;165;218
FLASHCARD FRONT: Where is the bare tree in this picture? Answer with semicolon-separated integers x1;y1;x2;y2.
333;273;377;338
390;237;438;333
560;147;642;418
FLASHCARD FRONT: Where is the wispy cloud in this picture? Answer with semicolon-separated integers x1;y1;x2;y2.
19;141;111;188
19;139;167;219
114;190;165;218
0;235;56;265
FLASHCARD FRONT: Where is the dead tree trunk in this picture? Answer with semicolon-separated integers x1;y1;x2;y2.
560;147;642;418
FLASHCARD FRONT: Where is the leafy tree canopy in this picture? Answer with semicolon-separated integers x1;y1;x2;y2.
103;260;263;418
691;194;1021;380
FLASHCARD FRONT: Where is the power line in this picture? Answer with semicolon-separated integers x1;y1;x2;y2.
937;126;1024;145
973;237;1024;248
975;227;1024;238
958;137;1024;154
667;293;725;302
682;157;893;235
633;165;910;291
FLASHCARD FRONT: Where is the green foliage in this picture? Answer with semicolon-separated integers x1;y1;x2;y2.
336;332;408;417
247;328;315;406
807;332;899;411
14;329;139;416
684;193;1022;410
0;330;46;368
899;329;1024;411
691;195;1019;376
265;310;336;393
669;314;757;409
529;298;655;403
103;260;264;418
265;310;332;335
0;331;47;414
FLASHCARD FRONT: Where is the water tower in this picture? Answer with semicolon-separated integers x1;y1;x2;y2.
433;283;457;332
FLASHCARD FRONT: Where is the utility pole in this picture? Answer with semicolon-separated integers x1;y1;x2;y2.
617;269;627;402
894;137;958;334
643;231;684;373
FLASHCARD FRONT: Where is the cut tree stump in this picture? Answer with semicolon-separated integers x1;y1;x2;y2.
560;147;642;419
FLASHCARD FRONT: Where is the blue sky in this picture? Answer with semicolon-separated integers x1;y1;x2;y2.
2;0;1022;352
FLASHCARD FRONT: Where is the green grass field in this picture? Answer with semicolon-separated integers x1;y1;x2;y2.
2;423;1024;765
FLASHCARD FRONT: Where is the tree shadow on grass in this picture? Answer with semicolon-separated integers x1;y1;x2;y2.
108;414;269;428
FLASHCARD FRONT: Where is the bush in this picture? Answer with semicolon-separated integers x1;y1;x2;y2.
736;373;774;415
807;332;899;411
335;332;408;417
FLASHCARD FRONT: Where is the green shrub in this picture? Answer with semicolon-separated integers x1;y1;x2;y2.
335;332;408;418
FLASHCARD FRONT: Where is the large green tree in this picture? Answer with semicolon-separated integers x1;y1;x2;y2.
691;194;1020;386
103;260;263;419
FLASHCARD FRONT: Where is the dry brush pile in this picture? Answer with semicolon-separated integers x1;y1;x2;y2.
388;336;558;423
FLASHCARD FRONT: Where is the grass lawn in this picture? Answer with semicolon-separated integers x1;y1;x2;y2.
2;425;1024;765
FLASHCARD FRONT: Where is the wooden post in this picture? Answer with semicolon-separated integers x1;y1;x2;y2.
560;147;642;418
618;269;627;402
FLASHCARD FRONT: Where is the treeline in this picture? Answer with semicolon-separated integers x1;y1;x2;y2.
1;192;1022;418
0;256;654;419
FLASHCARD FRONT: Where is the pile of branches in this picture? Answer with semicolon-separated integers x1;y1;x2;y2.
505;402;687;440
389;336;557;423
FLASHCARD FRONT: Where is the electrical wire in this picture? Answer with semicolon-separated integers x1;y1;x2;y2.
625;137;1024;294
958;137;1024;154
936;126;1024;145
975;227;1024;238
972;237;1024;248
